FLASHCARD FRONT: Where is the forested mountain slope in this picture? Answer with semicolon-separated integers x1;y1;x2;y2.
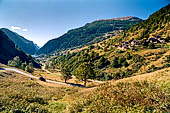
37;16;142;54
0;30;40;68
1;28;39;55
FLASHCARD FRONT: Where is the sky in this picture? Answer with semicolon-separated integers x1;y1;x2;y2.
0;0;169;47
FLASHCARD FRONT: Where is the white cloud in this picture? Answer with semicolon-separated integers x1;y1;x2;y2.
22;29;28;32
11;26;21;31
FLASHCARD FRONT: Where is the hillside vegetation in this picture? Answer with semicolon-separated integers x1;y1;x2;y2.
68;68;170;113
1;28;39;55
37;16;142;54
46;4;170;82
112;4;170;42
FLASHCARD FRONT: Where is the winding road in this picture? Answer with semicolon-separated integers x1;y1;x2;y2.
3;68;85;87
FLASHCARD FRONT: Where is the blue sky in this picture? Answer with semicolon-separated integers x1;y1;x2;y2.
0;0;169;47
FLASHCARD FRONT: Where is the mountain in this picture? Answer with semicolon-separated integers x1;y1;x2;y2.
37;16;142;54
46;4;170;82
0;30;40;68
1;28;39;55
118;4;170;42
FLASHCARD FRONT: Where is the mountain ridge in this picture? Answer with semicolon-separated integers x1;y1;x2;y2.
0;30;40;68
1;28;39;55
37;16;142;54
97;16;141;21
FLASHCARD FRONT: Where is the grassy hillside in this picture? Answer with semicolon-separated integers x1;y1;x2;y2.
68;68;170;113
0;64;169;113
37;16;142;54
1;28;39;55
0;30;40;68
0;69;81;113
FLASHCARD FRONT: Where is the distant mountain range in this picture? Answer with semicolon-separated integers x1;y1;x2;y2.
37;16;142;54
0;30;40;68
1;28;39;55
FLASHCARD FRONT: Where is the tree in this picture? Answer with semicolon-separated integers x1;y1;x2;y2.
60;65;72;83
122;61;129;67
25;65;29;72
125;52;132;60
73;62;95;87
118;57;126;65
148;43;155;49
25;62;34;73
111;57;119;68
165;36;170;42
96;56;109;69
28;62;34;73
21;62;27;70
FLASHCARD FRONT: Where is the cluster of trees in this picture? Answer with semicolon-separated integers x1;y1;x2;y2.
111;52;132;68
47;50;143;84
57;50;101;86
8;56;34;73
59;61;95;87
47;50;110;86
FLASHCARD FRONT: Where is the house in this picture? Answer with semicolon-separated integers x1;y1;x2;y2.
147;38;158;43
113;45;118;47
117;44;129;50
131;40;140;46
147;35;165;43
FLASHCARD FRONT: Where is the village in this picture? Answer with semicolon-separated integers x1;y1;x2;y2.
114;35;165;51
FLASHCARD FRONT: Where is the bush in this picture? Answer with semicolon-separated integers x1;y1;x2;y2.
148;43;155;49
96;56;110;69
25;63;34;73
8;56;22;68
110;57;119;68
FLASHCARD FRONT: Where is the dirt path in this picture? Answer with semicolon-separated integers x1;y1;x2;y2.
41;63;51;73
3;68;85;87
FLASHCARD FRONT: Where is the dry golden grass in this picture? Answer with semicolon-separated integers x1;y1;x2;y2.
111;67;170;85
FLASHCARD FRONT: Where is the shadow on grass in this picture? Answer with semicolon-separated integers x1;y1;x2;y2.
67;82;86;88
66;82;101;88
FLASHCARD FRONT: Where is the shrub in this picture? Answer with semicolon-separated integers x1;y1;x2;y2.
8;56;22;68
96;56;110;69
148;43;155;49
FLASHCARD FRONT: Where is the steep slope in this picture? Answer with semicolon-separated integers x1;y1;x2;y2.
1;28;39;55
115;4;170;42
37;16;142;54
0;30;40;68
